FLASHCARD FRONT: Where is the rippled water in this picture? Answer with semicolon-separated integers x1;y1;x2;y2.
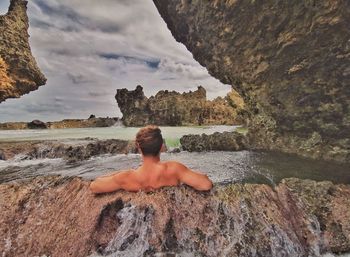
1;150;349;185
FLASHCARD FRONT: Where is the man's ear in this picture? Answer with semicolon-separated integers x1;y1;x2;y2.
160;143;167;152
135;142;141;154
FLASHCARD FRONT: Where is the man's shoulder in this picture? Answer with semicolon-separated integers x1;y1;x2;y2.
117;169;136;174
111;169;141;187
162;161;187;171
112;169;136;179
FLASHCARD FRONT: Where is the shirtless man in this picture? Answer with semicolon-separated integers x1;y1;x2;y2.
90;125;213;193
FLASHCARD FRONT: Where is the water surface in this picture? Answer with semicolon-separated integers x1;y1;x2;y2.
1;125;348;185
1;150;349;185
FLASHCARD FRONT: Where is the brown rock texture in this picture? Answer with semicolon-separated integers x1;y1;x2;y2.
0;0;46;103
116;85;245;126
152;0;350;163
180;131;248;152
0;57;15;96
0;176;349;256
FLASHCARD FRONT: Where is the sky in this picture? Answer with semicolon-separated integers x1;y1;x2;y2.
0;0;230;122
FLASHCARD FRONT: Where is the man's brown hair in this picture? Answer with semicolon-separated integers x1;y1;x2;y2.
136;125;163;156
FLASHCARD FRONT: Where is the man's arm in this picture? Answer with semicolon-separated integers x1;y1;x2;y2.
174;163;213;191
89;171;133;194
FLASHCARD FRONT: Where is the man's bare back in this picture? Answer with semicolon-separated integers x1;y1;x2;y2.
90;160;212;193
90;126;213;194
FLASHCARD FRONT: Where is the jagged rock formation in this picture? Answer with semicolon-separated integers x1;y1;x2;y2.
116;85;244;126
152;1;350;163
0;176;349;256
0;0;46;103
0;117;119;130
180;131;248;152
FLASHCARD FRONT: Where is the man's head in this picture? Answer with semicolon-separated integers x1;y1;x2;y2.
135;125;163;157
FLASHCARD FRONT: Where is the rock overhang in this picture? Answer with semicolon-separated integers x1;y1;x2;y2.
0;0;46;103
152;0;350;163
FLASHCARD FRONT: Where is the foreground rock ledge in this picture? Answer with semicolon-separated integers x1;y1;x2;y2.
1;176;349;256
0;0;46;102
152;0;350;163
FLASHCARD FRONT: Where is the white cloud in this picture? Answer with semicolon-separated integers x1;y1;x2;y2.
0;1;9;15
0;0;230;122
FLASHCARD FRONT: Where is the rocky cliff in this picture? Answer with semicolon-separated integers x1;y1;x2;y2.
116;85;244;126
1;176;349;256
0;0;46;103
152;0;350;163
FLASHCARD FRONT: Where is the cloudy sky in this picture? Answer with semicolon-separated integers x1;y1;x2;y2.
0;0;229;122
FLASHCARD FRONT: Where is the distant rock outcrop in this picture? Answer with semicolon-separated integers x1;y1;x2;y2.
47;117;119;129
152;0;350;162
0;0;46;102
115;85;244;126
1;176;349;256
0;117;119;130
27;120;47;129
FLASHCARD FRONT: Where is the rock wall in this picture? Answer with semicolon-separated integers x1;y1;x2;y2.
152;0;350;162
0;0;46;103
0;176;349;256
116;85;244;126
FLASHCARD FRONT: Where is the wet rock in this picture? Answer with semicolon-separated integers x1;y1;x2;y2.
282;178;350;253
0;141;44;160
152;0;350;162
115;85;244;126
30;139;137;162
169;147;181;153
180;131;248;152
0;139;137;161
0;150;6;160
0;0;46;102
0;176;349;256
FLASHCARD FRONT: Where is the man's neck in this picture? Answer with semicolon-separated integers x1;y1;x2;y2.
142;155;160;167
